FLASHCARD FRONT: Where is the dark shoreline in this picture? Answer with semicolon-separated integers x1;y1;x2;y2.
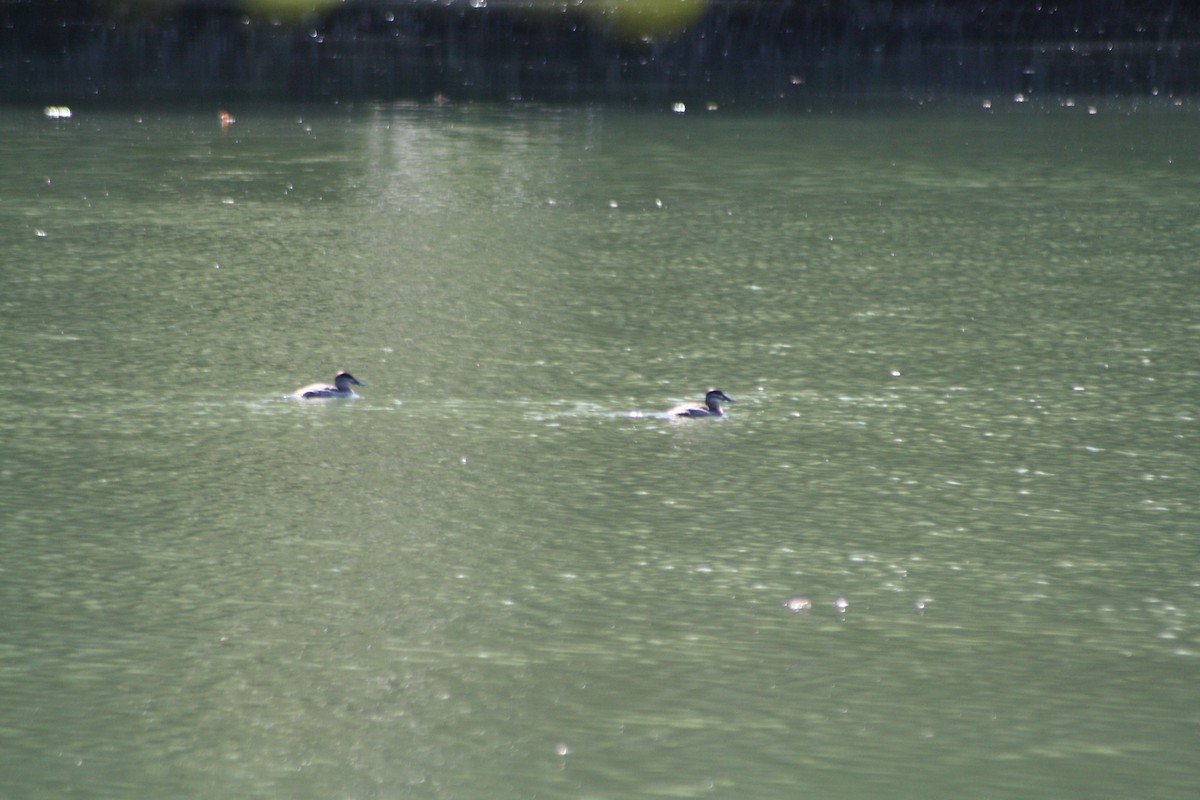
4;1;1198;104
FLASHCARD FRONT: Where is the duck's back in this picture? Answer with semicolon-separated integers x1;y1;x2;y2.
294;382;351;399
667;402;716;418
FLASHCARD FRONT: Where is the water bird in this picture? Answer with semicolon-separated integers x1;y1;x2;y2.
667;388;735;418
294;371;365;399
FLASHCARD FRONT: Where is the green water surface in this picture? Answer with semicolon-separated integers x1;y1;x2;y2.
1;99;1197;799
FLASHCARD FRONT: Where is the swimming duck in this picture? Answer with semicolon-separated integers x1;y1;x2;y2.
668;388;735;418
294;371;365;399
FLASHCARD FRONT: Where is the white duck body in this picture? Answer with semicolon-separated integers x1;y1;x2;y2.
294;371;365;399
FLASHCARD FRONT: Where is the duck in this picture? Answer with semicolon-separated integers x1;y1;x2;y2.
294;371;365;399
667;388;735;418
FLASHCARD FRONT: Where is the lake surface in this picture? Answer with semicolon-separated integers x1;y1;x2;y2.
2;98;1197;799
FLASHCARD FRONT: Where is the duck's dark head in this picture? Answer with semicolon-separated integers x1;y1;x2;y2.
334;371;365;389
706;389;734;404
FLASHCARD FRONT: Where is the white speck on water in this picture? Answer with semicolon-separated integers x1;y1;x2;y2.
785;596;812;612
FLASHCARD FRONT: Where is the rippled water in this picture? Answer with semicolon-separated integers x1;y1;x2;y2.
2;100;1197;798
